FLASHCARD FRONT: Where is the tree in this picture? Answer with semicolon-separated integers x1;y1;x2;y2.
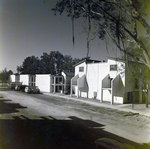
16;66;23;74
19;56;41;74
17;51;83;75
62;55;84;73
51;0;150;65
62;55;74;72
40;51;64;75
0;68;13;83
52;0;150;60
52;0;150;105
40;52;55;74
50;51;64;75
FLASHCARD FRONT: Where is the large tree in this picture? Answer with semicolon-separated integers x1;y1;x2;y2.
52;0;150;104
40;51;64;75
40;52;55;74
52;0;150;62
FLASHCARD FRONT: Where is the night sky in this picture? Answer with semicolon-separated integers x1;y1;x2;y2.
0;0;118;73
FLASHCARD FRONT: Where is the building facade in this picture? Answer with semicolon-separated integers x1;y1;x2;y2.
10;74;65;93
70;58;144;104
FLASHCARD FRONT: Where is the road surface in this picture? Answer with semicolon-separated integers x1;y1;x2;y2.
0;90;149;149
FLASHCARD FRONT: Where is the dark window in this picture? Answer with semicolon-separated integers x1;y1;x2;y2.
127;92;132;101
59;86;62;90
59;77;62;82
29;76;36;86
110;65;117;71
135;79;139;89
56;77;58;83
79;67;84;72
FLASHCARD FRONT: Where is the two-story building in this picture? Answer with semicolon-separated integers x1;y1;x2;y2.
10;74;65;93
70;58;144;104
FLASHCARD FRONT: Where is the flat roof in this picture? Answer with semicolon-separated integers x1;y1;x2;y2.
73;58;104;67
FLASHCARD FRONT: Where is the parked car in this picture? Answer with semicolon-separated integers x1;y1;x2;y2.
20;85;27;92
15;85;21;91
25;86;40;94
9;82;22;90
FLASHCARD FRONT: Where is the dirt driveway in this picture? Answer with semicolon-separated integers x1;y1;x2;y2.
0;90;150;149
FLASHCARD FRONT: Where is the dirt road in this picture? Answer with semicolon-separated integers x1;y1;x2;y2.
0;90;150;149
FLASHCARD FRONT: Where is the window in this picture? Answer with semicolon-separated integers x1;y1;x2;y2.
110;65;117;71
55;77;63;84
59;77;62;82
59;86;62;90
79;67;84;72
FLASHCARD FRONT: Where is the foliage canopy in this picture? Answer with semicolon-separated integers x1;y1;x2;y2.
52;0;150;67
17;51;82;75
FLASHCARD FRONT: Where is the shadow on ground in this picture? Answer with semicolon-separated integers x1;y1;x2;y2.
0;98;150;149
0;100;27;114
0;116;150;149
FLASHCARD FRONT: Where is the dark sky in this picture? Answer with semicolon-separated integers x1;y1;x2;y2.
0;0;117;73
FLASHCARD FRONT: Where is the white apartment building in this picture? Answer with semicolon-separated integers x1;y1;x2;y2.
71;58;144;104
10;74;64;93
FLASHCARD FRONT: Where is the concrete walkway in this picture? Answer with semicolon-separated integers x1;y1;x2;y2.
44;93;150;117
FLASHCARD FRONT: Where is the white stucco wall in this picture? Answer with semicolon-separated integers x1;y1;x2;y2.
10;75;15;82
102;74;111;88
86;63;99;99
20;75;29;85
112;74;125;104
75;62;86;77
97;63;110;100
73;59;131;104
103;90;112;102
36;74;51;93
108;59;125;103
76;62;109;100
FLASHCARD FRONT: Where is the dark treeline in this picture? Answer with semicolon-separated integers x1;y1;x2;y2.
17;51;84;75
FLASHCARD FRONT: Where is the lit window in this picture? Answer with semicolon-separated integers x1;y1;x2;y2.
110;65;117;71
79;67;84;72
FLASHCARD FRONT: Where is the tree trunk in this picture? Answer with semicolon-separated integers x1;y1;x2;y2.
146;84;150;108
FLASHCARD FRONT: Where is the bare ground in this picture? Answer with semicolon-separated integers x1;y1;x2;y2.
0;90;150;149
